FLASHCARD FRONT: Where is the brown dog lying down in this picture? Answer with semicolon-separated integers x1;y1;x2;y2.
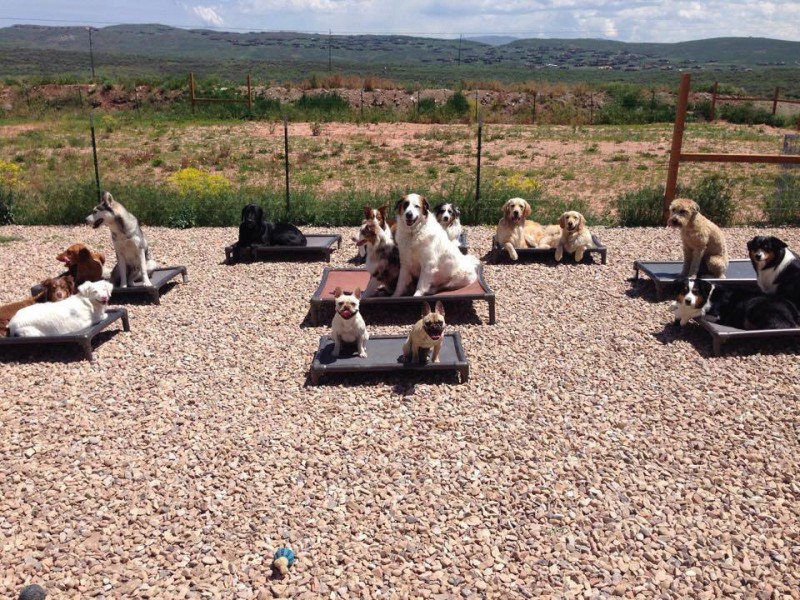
56;243;106;286
0;290;45;336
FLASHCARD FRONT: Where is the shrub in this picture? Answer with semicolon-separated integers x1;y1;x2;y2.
444;91;470;116
167;167;231;196
0;187;14;225
613;175;735;226
719;102;788;127
0;160;23;189
296;92;349;112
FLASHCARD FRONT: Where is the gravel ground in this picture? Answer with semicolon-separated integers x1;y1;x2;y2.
1;224;799;599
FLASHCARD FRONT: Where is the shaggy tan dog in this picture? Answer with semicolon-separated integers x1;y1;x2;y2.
496;197;547;260
554;210;595;262
668;198;728;278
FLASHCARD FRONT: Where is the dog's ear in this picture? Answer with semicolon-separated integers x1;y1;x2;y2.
578;213;585;228
95;251;106;265
422;302;431;316
241;205;248;221
62;274;76;292
256;206;264;222
688;200;700;215
353;287;362;299
333;286;343;298
772;237;788;250
102;191;115;207
421;196;429;216
394;197;404;215
453;205;461;218
434;301;445;318
78;247;92;262
559;213;568;229
363;205;374;220
522;200;531;219
501;199;512;215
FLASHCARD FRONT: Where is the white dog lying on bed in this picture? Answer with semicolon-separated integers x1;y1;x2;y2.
393;193;479;296
9;280;114;337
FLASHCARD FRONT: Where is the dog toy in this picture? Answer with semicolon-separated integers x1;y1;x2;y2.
272;547;295;576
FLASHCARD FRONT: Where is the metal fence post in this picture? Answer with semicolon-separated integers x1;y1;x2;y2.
283;115;291;215
89;113;102;203
475;115;483;223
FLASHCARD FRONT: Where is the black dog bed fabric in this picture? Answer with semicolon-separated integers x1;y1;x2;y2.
633;259;757;300
225;235;342;264
490;233;607;264
0;308;130;361
309;332;469;384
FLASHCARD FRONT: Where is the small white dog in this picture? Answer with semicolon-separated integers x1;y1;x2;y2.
331;286;368;358
393;194;479;297
9;280;114;337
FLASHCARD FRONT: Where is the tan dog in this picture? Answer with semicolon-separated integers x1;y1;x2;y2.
56;243;106;286
331;286;368;358
668;198;728;278
496;198;547;260
403;301;445;364
554;211;595;262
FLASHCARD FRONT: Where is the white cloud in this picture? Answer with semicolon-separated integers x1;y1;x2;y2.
192;5;225;26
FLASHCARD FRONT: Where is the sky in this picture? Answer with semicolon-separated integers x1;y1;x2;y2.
2;0;800;43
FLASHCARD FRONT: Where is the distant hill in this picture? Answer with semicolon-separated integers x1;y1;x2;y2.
464;35;518;46
0;24;798;95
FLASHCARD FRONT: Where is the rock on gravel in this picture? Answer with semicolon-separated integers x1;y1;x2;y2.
0;224;799;598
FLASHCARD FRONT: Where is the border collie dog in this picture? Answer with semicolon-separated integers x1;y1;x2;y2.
670;277;799;330
747;235;800;306
433;202;462;242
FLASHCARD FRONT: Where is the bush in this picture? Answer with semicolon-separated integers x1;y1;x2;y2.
444;91;470;116
167;167;231;196
613;175;735;226
765;173;800;225
296;92;349;112
719;102;788;127
0;187;14;225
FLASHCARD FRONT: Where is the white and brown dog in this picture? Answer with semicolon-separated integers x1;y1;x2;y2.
356;206;401;297
554;210;595;262
392;193;479;297
434;202;462;242
331;286;368;358
496;197;553;260
355;204;392;259
667;198;728;278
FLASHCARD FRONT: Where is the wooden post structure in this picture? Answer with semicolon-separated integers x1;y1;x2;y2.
247;73;252;113
710;81;718;121
189;72;196;115
772;87;780;115
283;115;290;214
663;73;692;225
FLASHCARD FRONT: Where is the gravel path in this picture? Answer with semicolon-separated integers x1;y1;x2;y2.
1;224;799;599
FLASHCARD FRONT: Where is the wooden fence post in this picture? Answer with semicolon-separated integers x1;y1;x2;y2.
247;73;252;113
663;73;692;225
772;87;780;116
710;81;718;121
189;72;196;115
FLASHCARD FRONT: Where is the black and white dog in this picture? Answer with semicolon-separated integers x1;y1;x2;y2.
670;277;799;330
236;203;307;248
747;235;800;306
433;202;462;243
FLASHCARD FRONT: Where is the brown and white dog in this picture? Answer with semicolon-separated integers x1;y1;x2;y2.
0;290;45;336
355;204;393;259
496;197;548;260
392;193;479;297
356;205;401;296
56;243;106;286
554;210;595;262
668;198;728;278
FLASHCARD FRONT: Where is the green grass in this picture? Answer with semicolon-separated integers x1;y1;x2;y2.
0;234;22;244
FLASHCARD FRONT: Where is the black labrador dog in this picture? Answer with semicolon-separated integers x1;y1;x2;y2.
236;203;307;249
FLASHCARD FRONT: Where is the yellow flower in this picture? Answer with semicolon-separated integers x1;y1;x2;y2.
505;173;540;194
0;161;22;189
167;168;231;196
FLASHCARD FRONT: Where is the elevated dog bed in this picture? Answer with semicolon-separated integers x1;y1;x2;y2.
490;233;607;265
633;259;757;301
109;266;188;305
225;234;342;264
30;267;188;306
0;307;129;361
309;266;496;326
309;332;469;385
696;317;800;356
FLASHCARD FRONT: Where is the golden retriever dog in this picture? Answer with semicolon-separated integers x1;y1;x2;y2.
554;210;595;262
668;198;728;278
495;197;548;261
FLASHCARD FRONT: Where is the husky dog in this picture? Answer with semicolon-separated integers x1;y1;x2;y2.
85;192;157;288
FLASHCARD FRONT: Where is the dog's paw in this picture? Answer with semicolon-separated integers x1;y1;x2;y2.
358;351;368;358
